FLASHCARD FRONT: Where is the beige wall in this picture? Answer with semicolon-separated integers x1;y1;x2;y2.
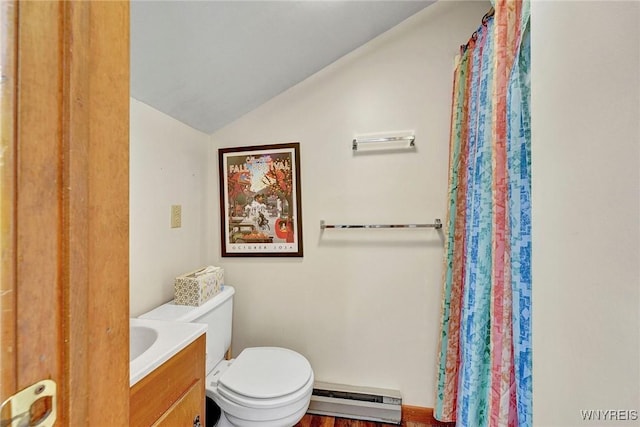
130;98;211;316
130;0;640;418
531;1;640;426
207;1;489;406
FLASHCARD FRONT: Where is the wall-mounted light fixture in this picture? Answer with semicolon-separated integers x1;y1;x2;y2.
352;133;416;152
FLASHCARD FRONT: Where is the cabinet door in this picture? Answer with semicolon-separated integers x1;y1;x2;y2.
153;379;204;427
130;336;206;426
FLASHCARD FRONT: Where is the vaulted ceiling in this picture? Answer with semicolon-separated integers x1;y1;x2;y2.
130;1;434;134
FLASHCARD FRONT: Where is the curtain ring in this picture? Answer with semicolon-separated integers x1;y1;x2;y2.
482;7;495;25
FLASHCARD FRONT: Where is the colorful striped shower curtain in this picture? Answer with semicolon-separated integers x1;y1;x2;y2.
434;1;531;426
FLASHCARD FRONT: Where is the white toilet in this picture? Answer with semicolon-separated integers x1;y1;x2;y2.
140;286;314;427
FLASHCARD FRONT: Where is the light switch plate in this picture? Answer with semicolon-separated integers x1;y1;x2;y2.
171;205;182;228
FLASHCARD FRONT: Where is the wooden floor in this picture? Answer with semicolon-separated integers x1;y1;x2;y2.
295;414;435;427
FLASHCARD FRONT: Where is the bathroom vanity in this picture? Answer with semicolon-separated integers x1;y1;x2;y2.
130;334;205;426
129;318;207;426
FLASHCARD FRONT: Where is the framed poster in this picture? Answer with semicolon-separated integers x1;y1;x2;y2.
218;142;303;257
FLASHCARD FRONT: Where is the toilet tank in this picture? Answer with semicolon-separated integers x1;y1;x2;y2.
139;285;235;374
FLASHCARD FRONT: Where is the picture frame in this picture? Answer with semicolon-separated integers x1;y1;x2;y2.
218;142;303;257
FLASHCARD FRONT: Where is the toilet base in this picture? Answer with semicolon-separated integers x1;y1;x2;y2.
206;397;222;427
215;412;233;427
214;404;303;427
220;404;307;427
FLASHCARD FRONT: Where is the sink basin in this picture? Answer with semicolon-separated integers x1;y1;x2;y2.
129;318;206;386
130;326;158;362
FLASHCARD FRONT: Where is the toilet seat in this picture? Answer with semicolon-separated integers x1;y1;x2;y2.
216;347;313;409
207;347;314;426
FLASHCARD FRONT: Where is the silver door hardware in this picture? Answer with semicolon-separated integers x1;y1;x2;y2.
0;379;56;427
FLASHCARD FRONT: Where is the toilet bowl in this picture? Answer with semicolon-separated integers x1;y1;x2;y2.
208;347;314;427
139;286;313;427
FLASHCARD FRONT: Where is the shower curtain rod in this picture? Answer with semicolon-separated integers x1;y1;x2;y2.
320;219;442;230
460;7;495;54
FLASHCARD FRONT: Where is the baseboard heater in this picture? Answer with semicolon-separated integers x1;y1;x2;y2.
307;381;402;425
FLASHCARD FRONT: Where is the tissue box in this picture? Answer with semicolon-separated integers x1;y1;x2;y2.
174;266;224;306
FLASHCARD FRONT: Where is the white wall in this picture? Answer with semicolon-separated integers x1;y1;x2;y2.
207;1;489;406
531;1;640;426
130;98;211;316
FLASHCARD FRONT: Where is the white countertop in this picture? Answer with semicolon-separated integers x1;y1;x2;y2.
130;318;207;387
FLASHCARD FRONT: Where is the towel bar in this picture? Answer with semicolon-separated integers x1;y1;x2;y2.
320;219;442;230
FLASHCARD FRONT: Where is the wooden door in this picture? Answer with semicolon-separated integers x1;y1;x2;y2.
1;1;130;425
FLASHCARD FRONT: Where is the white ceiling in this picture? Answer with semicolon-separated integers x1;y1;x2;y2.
130;1;434;134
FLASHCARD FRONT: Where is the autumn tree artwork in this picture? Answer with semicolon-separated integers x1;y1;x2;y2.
218;143;303;257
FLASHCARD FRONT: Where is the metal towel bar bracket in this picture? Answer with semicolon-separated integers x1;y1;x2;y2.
320;219;442;230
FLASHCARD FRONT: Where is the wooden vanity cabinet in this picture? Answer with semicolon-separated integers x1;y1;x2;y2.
130;335;206;426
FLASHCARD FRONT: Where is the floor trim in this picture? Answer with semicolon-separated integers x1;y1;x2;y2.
402;406;455;426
